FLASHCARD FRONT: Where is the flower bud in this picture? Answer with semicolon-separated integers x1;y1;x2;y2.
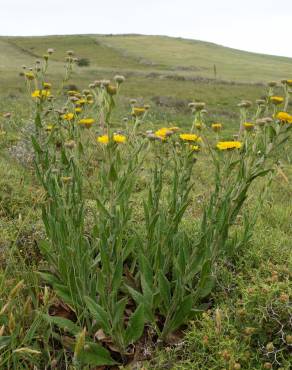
8;312;16;333
256;99;266;106
268;81;277;87
114;75;125;84
74;328;86;359
266;342;274;352
8;280;24;300
238;100;252;108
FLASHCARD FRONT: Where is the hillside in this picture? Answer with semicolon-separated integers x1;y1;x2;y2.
1;34;292;84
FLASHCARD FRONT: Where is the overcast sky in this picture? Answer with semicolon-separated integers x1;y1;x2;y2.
2;0;292;57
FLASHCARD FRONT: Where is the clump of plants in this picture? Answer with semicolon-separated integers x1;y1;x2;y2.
0;50;291;368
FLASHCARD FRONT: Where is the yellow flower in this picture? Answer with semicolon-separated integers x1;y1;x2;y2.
113;134;126;143
169;126;180;132
276;111;292;123
190;145;200;152
179;133;201;142
76;99;86;106
62;113;74;121
155;128;173;139
61;176;72;183
31;90;51;98
285;80;292;87
195;122;202;130
43;82;51;90
106;85;117;95
216;141;242;150
25;72;35;80
78;118;95;128
243;122;255;131
132;107;146;117
45;125;53;132
211;123;222;132
96;134;126;144
67;90;79;96
97;135;109;144
270;96;284;105
75;107;82;114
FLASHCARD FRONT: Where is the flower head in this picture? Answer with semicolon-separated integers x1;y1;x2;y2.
43;82;52;90
216;141;242;150
113;134;126;143
155;128;173;140
180;133;201;142
276;111;292;123
106;85;117;96
190;102;206;111
97;135;109;144
114;75;125;84
256;117;273;126
270;96;284;105
190;145;200;152
238;100;252;109
169;126;180;132
96;134;126;144
25;72;35;80
45;125;54;132
31;90;51;99
211;123;222;132
132;107;146;117
243;122;255;131
78;118;95;128
62;113;74;121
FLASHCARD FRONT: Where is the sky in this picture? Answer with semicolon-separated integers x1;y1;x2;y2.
2;0;292;57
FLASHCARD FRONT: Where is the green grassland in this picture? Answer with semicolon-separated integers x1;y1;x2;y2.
0;35;291;369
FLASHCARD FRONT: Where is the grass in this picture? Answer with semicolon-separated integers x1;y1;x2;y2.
0;34;291;369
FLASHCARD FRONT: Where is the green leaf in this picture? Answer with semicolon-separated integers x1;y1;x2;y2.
108;163;117;182
197;260;215;298
96;197;112;219
125;304;144;346
166;295;193;334
112;257;123;292
139;254;153;290
112;298;127;329
38;271;60;287
84;297;111;333
78;342;117;366
41;314;80;335
0;336;11;350
31;135;42;155
158;271;171;307
54;284;76;307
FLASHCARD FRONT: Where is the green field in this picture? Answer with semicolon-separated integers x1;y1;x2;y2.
0;35;291;369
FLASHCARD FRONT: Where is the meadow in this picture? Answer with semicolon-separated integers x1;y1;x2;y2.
0;35;291;369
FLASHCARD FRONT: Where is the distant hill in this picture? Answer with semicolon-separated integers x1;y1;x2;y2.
1;34;292;84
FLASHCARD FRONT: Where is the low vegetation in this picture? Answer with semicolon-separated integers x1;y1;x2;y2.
0;41;291;369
